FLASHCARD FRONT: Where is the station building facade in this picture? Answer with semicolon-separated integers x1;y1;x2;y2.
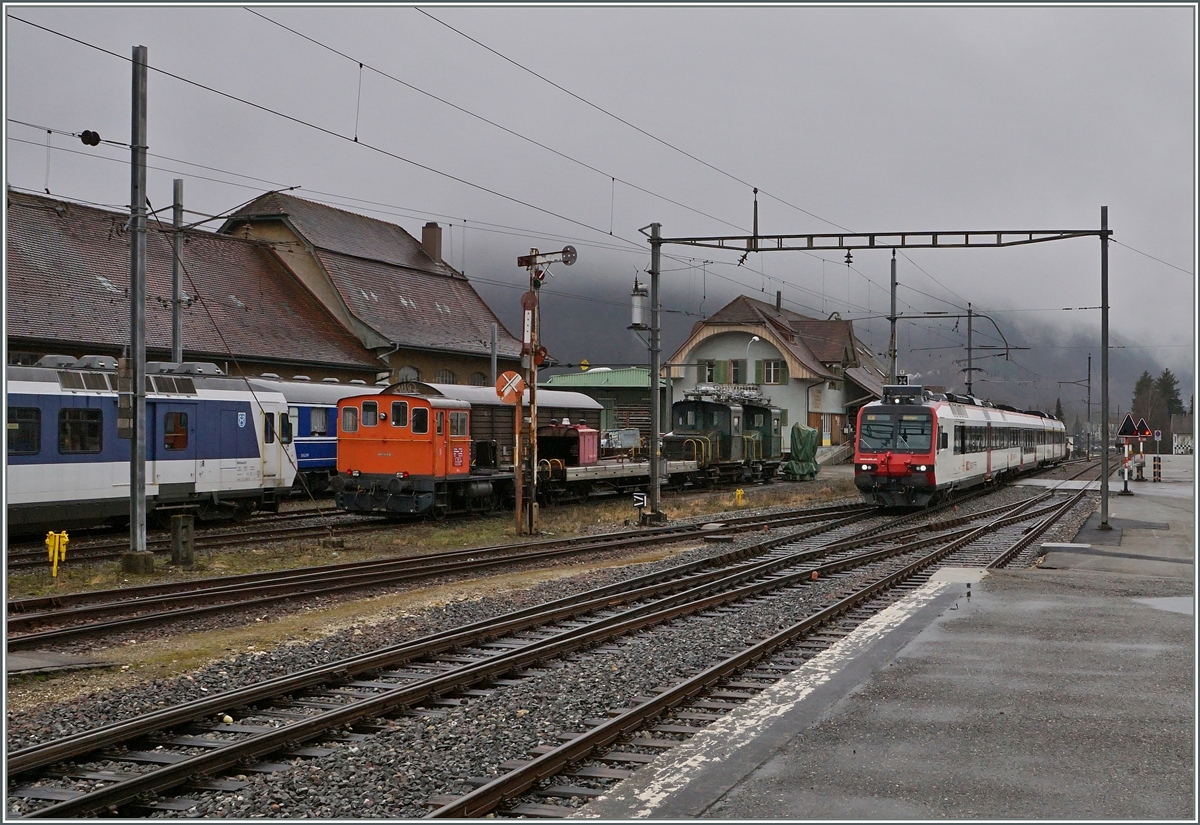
665;294;887;454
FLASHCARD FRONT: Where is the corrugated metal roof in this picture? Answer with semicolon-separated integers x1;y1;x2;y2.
5;189;380;369
542;367;659;388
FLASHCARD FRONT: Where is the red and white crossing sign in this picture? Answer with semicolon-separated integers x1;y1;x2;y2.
496;371;525;404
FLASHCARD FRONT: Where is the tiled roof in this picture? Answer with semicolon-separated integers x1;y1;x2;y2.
705;295;853;364
225;191;458;276
222;192;521;358
315;250;521;358
5;189;380;369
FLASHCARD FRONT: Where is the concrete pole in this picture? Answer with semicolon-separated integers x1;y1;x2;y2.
129;45;148;554
1100;206;1111;528
171;178;183;364
888;250;897;383
649;223;663;520
1087;353;1092;459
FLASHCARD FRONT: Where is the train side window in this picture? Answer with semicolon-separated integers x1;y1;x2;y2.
280;413;292;445
8;406;41;454
362;401;379;427
772;417;780;435
164;411;188;450
412;407;429;434
939;428;948;451
686;410;695;427
436;411;445;435
59;408;102;453
310;407;328;436
264;412;276;444
391;401;409;427
341;406;359;433
450;411;469;436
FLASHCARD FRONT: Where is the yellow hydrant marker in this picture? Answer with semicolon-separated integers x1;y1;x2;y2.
734;488;745;507
46;531;68;577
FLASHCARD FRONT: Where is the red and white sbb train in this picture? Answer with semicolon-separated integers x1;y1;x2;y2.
853;385;1067;507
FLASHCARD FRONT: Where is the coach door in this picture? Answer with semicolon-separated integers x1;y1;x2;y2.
260;406;281;483
434;409;447;478
151;401;198;492
985;422;992;478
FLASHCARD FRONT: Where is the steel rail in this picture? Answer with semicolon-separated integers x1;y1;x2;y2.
427;493;1062;817
12;497;1054;816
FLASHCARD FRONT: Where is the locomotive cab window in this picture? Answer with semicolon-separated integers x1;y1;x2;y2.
858;413;894;452
450;411;469;436
391;401;409;427
59;408;102;453
412;407;429;434
8;406;40;454
341;406;359;433
436;411;445;435
362;401;379;427
164;412;188;450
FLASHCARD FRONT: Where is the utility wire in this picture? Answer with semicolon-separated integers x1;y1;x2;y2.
414;7;855;234
1111;239;1194;276
9;14;643;249
245;8;749;234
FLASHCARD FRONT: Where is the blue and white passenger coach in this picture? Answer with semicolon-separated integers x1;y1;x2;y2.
6;356;297;534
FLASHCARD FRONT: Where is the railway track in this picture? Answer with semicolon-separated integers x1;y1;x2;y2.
6;503;871;650
5;483;1090;818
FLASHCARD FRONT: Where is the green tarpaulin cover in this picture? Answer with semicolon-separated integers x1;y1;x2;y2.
782;422;820;481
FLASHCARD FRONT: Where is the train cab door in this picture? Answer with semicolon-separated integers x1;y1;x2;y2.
434;409;447;478
152;401;198;492
985;422;992;478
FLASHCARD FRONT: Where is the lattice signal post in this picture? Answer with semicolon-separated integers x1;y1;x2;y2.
515;246;576;535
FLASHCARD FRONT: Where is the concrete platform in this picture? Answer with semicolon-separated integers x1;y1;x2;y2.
578;455;1195;820
6;651;119;675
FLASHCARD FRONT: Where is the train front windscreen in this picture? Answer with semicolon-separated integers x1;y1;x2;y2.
858;410;933;453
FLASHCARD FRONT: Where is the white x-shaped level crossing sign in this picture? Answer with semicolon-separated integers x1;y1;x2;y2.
496;371;526;404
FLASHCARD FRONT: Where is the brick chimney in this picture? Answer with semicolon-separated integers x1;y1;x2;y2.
421;222;443;263
775;290;782;311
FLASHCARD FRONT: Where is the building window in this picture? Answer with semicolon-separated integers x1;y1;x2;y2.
469;372;488;387
8;406;41;454
704;361;715;382
59;408;102;453
396;366;420;382
391;400;409;427
730;359;745;384
362;401;379;427
164;411;188;450
341;406;359;433
435;369;456;384
763;360;784;384
450;411;469;435
310;406;328;436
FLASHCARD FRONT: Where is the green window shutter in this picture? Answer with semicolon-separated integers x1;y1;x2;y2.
755;360;763;384
780;408;788;427
779;360;788;383
714;360;729;383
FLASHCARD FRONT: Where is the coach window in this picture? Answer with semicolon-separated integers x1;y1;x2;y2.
391;400;409;427
264;412;276;444
450;411;469;436
59;408;102;453
362;401;379;427
341;406;359;433
8;406;41;454
310;407;328;436
436;411;445;435
164;412;188;450
280;413;292;445
412;407;429;434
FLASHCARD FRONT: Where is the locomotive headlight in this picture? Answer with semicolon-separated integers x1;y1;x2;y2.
916;465;928;472
351;470;360;477
861;464;871;471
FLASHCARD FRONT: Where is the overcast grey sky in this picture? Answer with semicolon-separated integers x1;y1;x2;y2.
5;3;1196;401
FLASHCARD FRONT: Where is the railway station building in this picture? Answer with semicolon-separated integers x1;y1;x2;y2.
5;188;381;382
664;294;888;456
219;192;523;387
